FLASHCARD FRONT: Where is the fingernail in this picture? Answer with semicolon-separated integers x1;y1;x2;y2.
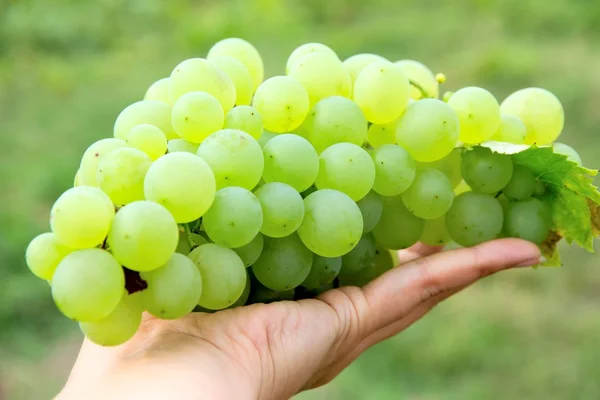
515;256;546;268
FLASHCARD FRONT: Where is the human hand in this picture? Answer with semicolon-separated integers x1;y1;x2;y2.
57;238;542;400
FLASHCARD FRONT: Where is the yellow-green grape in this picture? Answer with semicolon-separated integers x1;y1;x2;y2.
401;168;454;219
108;201;178;272
503;165;537;200
74;169;81;187
197;129;264;190
286;42;338;73
491;114;527;144
51;249;124;322
262;134;319;192
97;147;152;206
171;91;225;144
207;38;264;90
144;152;216;223
500;87;564;145
371;144;416;196
167;139;199;154
255;182;305;238
189;243;247;310
395;59;439;99
297;189;363;257
436;73;447;84
125;124;167;160
224;105;263;139
169;58;236;113
114;100;177;140
203;186;263;248
353;61;410;124
50;187;115;249
396;99;459;162
301;255;342;290
553;142;582;165
343;53;388;86
209;56;254;106
356;191;383;234
79;294;142;346
445;192;503;247
252;234;313;291
341;233;376;275
26;232;74;280
448;86;501;144
79;138;127;187
367;119;397;148
461;147;514;194
372;195;425;250
252;76;309;133
140;253;203;319
504;198;551;244
233;233;264;267
418;148;462;188
419;216;451;246
306;96;368;153
144;77;171;104
176;229;193;255
288;52;351;106
315;143;375;201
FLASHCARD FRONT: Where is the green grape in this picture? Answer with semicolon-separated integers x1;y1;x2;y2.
534;180;547;196
353;60;410;124
500;87;564;145
125;124;167;160
503;164;536;200
372;195;424;250
207;38;264;90
189;243;247;310
176;229;192;255
448;87;501;144
343;53;388;85
402;168;454;219
144;152;216;223
191;233;209;247
167;138;200;154
233;233;264;267
74;169;81;187
140;253;202;319
251;234;313;291
51;249;124;322
297;189;363;257
338;246;393;287
50;187;115;249
420;216;451;246
445;192;504;247
108;201;178;272
258;130;277;148
315;143;375;201
169;58;236;113
418;148;462;189
209;56;254;105
249;281;295;304
371;144;416;196
301;256;342;290
252;76;309;133
395;99;459;162
395;59;439;99
306;96;368;152
26;232;74;280
197;129;264;190
202;187;263;248
553;142;582;165
171;91;225;143
79;138;127;186
262;134;319;192
461;147;514;194
491;114;527;144
97;147;152;206
144;77;171;104
114;100;177;140
356;191;383;233
228;271;252;308
254;182;305;238
224;105;263;139
341;233;376;275
504;198;551;244
367;119;397;148
288;52;351;106
79;294;142;346
286;42;338;73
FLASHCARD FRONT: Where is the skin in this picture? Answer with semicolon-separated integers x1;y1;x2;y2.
57;238;541;400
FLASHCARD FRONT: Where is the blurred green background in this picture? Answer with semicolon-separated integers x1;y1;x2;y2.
1;0;599;398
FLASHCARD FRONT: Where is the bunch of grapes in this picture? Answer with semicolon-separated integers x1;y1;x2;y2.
25;38;578;347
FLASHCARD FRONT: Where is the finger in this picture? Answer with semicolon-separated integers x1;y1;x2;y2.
397;242;444;264
363;238;541;334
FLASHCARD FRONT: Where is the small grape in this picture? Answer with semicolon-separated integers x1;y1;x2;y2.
167;139;200;154
402;168;454;219
25;233;74;280
262;134;319;192
254;182;305;238
372;195;424;250
210;56;254;106
80;294;142;346
395;59;439;99
224;105;263;139
97;147;152;206
504;198;551;244
371;144;416;196
233;234;264;267
171;91;225;143
503;165;537;200
445;192;503;247
125;124;167;160
491;114;527;144
114;100;177;140
553;142;583;165
207;38;264;90
79;138;127;187
144;77;171;104
286;42;338;73
343;53;389;85
301;256;342;290
461;147;514;194
341;234;377;275
356;191;383;234
448;86;501;144
252;76;310;133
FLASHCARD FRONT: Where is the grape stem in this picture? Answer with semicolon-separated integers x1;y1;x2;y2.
184;223;196;248
409;80;432;99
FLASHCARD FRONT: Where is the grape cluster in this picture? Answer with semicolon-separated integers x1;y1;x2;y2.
25;38;579;347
